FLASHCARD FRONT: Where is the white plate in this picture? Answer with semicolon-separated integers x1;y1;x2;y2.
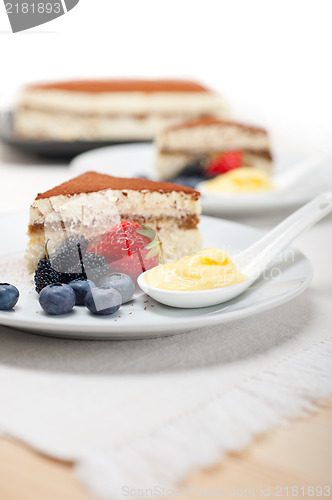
0;212;312;340
70;142;331;215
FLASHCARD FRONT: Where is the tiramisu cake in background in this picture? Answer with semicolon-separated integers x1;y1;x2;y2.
155;117;273;180
25;172;202;273
15;79;228;141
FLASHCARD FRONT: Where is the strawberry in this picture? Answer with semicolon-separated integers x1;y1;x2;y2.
97;222;148;261
96;221;163;282
206;150;243;176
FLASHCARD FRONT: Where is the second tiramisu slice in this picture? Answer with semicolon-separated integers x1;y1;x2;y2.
155;117;273;179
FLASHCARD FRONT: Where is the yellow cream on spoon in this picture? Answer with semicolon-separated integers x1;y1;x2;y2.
144;248;246;291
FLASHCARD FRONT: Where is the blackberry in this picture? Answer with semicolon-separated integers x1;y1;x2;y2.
50;235;88;274
34;257;87;293
34;257;64;293
63;271;86;283
79;252;109;285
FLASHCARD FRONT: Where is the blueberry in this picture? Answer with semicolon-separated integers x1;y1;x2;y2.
39;283;76;315
179;157;208;177
99;273;135;303
0;283;19;310
170;176;205;189
85;287;122;315
69;279;95;306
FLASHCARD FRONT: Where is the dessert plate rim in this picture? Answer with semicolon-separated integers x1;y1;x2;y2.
0;212;313;340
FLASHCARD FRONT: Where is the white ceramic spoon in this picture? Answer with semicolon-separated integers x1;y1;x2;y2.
198;151;331;196
138;192;332;308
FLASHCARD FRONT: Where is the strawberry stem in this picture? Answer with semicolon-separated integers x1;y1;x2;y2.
137;249;146;273
45;239;50;260
159;241;164;264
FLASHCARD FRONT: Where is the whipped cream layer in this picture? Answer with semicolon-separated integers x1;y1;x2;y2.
29;189;201;227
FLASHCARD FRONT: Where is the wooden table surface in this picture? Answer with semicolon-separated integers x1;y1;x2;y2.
0;400;331;500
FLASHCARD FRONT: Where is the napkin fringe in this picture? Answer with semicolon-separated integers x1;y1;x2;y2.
76;338;332;500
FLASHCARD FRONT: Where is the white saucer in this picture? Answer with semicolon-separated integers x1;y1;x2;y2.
0;212;312;340
70;142;331;216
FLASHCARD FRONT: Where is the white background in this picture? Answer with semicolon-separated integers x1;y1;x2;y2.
0;0;331;213
0;0;331;148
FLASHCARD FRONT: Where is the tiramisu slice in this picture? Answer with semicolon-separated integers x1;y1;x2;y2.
155;117;273;179
25;172;202;272
15;79;228;141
